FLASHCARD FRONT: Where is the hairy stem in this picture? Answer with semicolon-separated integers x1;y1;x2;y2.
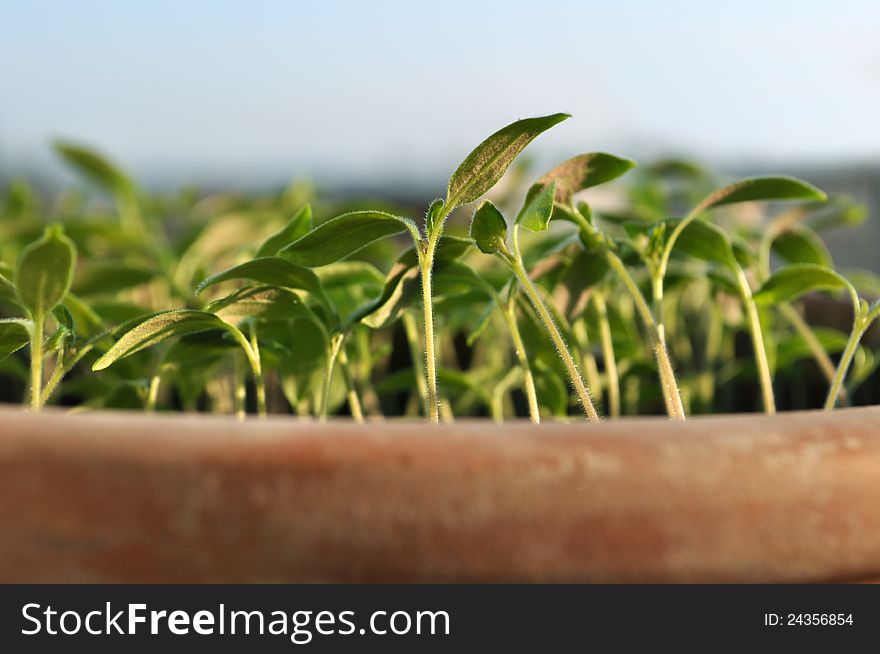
501;292;540;423
417;241;441;423
29;313;44;410
593;293;621;418
607;253;685;419
402;311;429;417
507;232;599;421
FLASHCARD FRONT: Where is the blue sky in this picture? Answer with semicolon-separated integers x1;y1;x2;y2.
2;0;880;187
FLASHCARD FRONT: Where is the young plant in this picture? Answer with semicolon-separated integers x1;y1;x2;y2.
11;225;77;410
414;113;571;422
753;264;880;409
654;177;827;414
470;190;600;420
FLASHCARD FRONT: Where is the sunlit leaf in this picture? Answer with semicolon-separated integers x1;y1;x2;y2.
446;113;570;211
753;264;851;305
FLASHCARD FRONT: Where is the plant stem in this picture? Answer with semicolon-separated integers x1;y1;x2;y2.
337;345;364;423
491;367;522;423
417;240;441;423
146;371;162;412
249;325;266;418
605;252;686;419
319;331;345;422
507;229;599;421
593;293;621;418
734;266;776;414
501;291;540;423
824;317;868;410
402;311;429;417
40;346;65;408
233;353;246;420
779;303;845;404
29;312;44;410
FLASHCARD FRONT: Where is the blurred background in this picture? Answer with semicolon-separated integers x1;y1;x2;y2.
2;0;880;268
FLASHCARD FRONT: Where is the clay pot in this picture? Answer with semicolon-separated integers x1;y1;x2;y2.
1;405;879;583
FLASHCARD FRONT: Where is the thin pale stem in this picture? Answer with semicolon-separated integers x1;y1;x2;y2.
824;318;868;410
402;311;429;417
417;242;441;423
319;332;345;422
502;292;540;423
593;293;621;418
249;325;266;418
606;253;685;419
491;367;522;423
779;303;846;404
29;313;44;410
734;266;776;414
233;353;246;420
338;345;364;423
507;235;599;421
40;346;65;408
146;371;163;413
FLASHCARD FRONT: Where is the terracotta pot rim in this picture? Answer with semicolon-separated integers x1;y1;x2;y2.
2;404;879;583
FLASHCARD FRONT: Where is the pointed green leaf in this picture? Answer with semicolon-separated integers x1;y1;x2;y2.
53;142;134;199
279;211;413;267
0;319;32;362
15;223;77;319
470;200;508;254
356;262;421;329
671;219;736;268
753;264;851;305
696;176;826;213
196;257;326;301
92;310;239;370
256;204;314;257
771;225;832;267
208;286;320;326
445;113;570;211
529;152;635;206
517;181;557;232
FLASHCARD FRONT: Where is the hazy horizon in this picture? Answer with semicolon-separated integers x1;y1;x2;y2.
3;0;880;190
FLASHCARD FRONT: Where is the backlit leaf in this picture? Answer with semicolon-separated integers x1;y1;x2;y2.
446;113;570;211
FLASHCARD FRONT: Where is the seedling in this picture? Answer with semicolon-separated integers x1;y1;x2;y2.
0;119;877;422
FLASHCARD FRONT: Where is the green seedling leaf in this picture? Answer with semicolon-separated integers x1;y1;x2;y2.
53;142;134;199
196;257;326;303
0;319;31;362
356;263;420;329
446;113;570;211
528;153;636;205
15;224;77;319
0;272;19;307
208;286;321;326
671;219;736;268
771;225;832;267
92;310;239;370
470;200;508;254
425;199;444;233
753;264;850;306
696;176;826;213
279;211;413;267
517;181;557;232
256;204;313;257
